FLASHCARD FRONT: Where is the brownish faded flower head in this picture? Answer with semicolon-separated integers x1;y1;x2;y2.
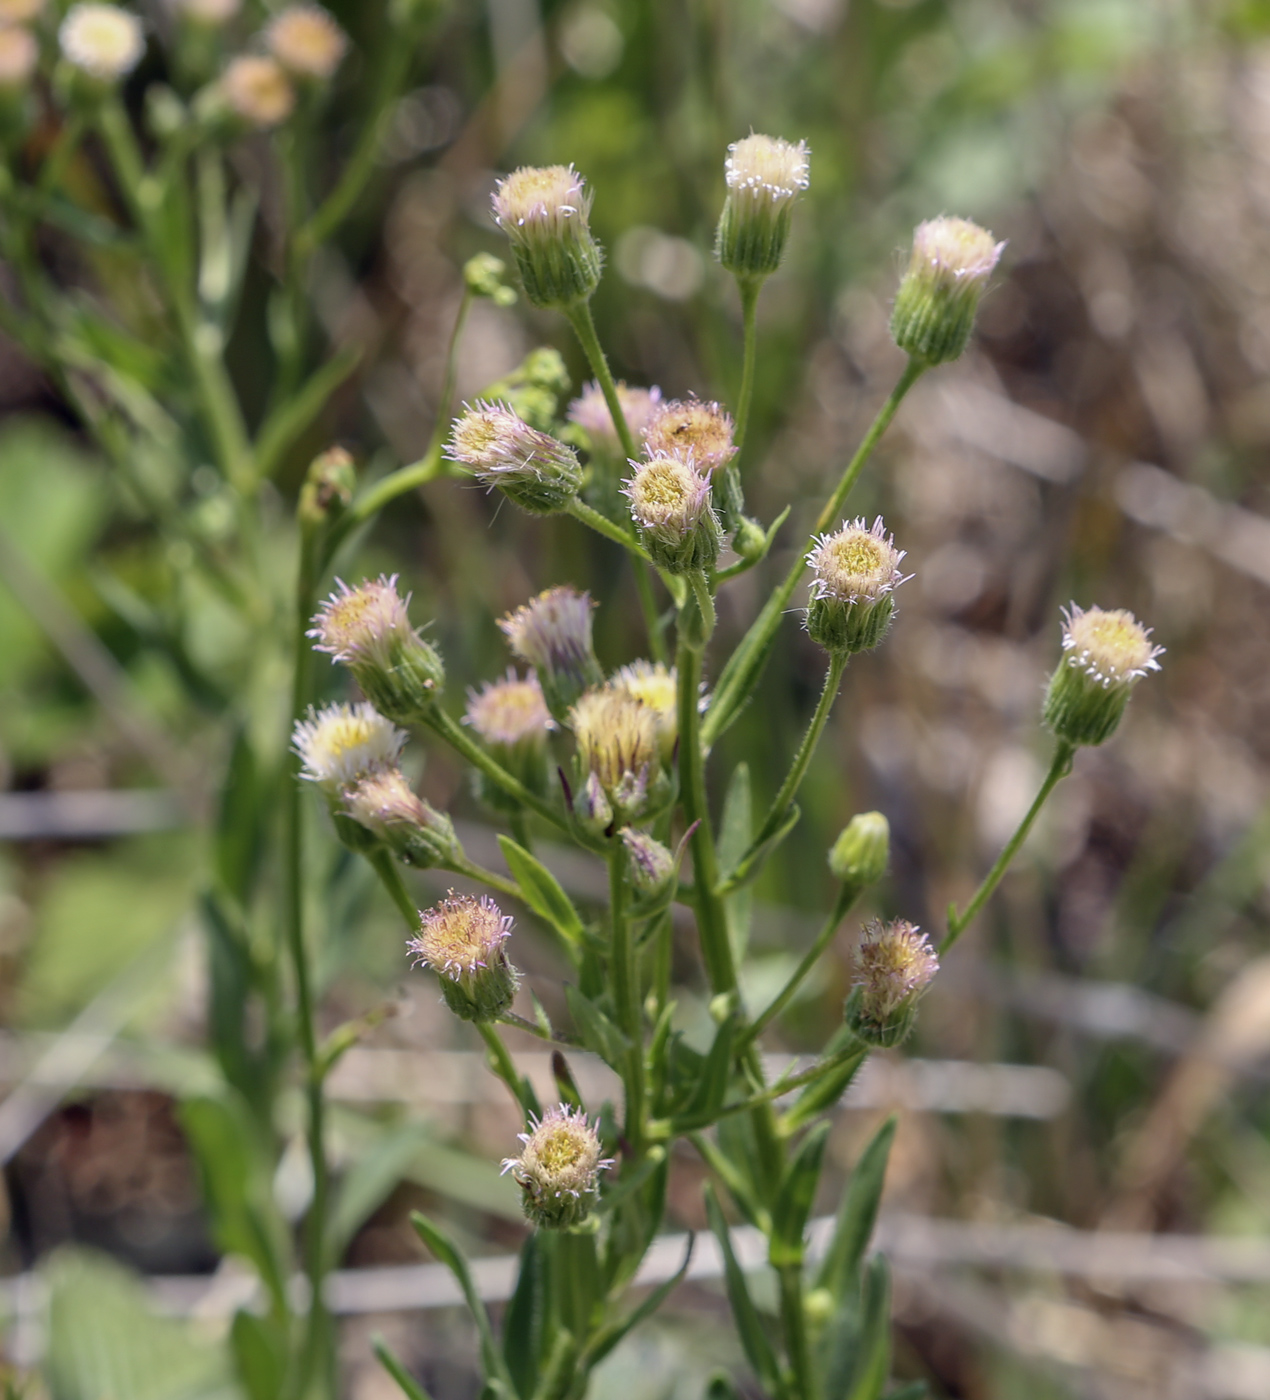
464;670;553;749
854;918;939;1025
221;55;295;128
642;397;737;475
265;3;347;79
569;686;659;802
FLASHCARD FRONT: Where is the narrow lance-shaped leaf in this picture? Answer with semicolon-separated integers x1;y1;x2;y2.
769;1120;832;1269
704;1185;782;1393
815;1115;897;1301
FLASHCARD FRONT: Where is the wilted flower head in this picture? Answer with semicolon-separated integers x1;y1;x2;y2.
220;55;295;128
491;164;602;309
446;401;582;514
0;25;38;88
1043;604;1163;747
716;133;810;279
501;1104;613;1230
891;215;1004;365
642;397;737;476
610;659;679;762
568;380;662;457
292;701;405;792
265;4;346;79
499;586;602;721
59;3;145;81
341;766;460;868
569;686;659;816
846;918;939;1047
0;0;45;23
409;892;518;1024
465;670;553;748
624;454;720;574
805;517;908;656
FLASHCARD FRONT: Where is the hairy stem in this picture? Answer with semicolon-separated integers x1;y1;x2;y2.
734;277;760;449
609;844;645;1152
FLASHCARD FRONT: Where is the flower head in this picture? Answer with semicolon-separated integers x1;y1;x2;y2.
446;401;582;514
846;918;939;1047
491;164;603;309
292;701;405;792
568;381;662;457
0;0;45;23
465;670;553;748
1043;604;1162;747
623;454;720;574
569;685;659;817
265;4;346;79
716;133;810;279
805;517;908;655
641;397;737;476
0;25;38;88
409;892;518;1023
341;766;460;868
220;55;294;128
499;586;603;721
610;659;679;762
501;1104;613;1230
890;215;1004;365
59;4;145;82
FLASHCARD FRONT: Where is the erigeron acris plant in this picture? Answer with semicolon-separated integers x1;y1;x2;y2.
0;8;1163;1395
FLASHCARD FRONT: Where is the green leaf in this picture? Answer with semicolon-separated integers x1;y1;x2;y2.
411;1212;515;1394
565;984;630;1067
199;892;260;1110
503;1233;545;1400
782;1030;868;1134
835;1257;892;1400
671;1014;737;1129
255;346;362;480
551;1049;584;1112
721;802;803;895
230;1310;287;1400
213;727;264;903
529;1328;578;1400
374;1335;436;1400
718;764;754;962
769;1121;832;1268
815;1116;897;1300
884;1385;927;1400
549;1229;603;1346
704;1186;781;1392
327;1120;433;1264
582;1233;693;1368
499;836;586;961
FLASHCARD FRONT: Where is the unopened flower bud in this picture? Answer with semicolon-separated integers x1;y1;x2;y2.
828;811;890;889
805;517;908;656
624;454;721;575
463;251;517;306
499;586;603;723
619;827;674;896
609;660;679;765
573;769;613;834
220;55;294;129
1042;604;1162;747
341;766;461;868
409;892;519;1023
265;4;346;80
292;701;405;794
569;686;660;820
845;918;938;1048
641;397;737;476
501;1105;613;1230
491;163;602;309
715;133;810;281
297;447;355;529
59;3;145;83
891;216;1004;366
731;516;767;563
568;381;661;458
465;670;554;811
310;575;445;725
446;401;582;515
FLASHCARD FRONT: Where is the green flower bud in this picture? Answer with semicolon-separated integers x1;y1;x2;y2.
1042;604;1162;747
828;811;890;889
715;134;810;281
619;827;675;896
805;517;908;657
890;216;1004;366
624;454;722;575
501;1105;613;1230
446;401;583;515
409;892;519;1024
499;587;603;724
463;252;518;306
297;446;356;530
492;164;603;309
845;918;938;1049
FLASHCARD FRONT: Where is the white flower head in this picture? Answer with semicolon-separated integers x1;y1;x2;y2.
220;54;295;128
1059;604;1163;690
59;3;145;82
807;516;909;603
292;701;405;791
265;3;347;79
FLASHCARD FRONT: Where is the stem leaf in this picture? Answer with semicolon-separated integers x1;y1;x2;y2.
704;1185;782;1393
815;1115;896;1301
499;836;586;958
373;1335;436;1400
565;984;631;1068
769;1120;832;1268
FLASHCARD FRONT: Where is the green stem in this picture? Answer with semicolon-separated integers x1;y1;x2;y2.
942;740;1075;953
721;653;846;893
447;855;523;904
425;707;569;833
567;497;652;560
778;1264;817;1400
369;849;419;927
670;1042;867;1131
478;1022;534;1122
734;277;760;449
497;1010;581;1047
740;883;856;1051
565;300;636;459
609;844;645;1151
688;570;716;642
702;358;925;750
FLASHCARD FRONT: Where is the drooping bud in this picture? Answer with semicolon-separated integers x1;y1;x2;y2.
805;517;908;657
715;133;810;281
1042;604;1162;748
624;454;721;575
619;827;675;897
265;3;347;80
828;811;890;890
59;3;145;83
568;381;662;458
569;686;660;820
292;701;406;794
501;1105;613;1230
609;660;679;765
491;164;602;310
845;918;939;1048
409;892;519;1024
890;216;1005;366
220;55;295;129
309;575;445;725
641;397;737;476
464;670;554;811
446;401;582;515
297;445;356;530
463;252;517;307
340;766;462;868
499;586;603;723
